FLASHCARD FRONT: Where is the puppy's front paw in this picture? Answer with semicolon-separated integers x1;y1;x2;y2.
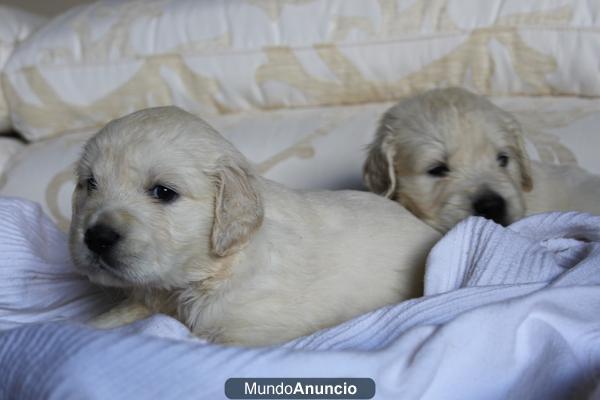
89;302;151;329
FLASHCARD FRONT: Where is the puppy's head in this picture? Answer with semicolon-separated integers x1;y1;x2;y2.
364;87;532;232
69;106;263;289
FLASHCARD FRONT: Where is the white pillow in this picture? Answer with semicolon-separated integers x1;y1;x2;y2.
0;5;45;132
4;0;600;141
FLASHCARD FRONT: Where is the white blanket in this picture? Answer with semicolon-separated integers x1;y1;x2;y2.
0;197;599;399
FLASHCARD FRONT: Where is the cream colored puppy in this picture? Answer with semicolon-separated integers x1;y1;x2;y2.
363;87;600;232
69;106;440;346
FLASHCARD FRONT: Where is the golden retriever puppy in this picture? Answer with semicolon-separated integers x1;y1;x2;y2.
363;87;600;232
69;106;440;346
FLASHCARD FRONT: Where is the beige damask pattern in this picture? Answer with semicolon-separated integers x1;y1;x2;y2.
256;1;570;106
45;164;75;232
3;0;598;141
245;0;317;21
4;55;225;138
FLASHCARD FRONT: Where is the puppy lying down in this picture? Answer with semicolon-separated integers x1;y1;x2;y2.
364;87;600;232
69;106;440;346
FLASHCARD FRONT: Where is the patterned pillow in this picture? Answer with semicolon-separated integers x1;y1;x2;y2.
0;137;25;180
0;6;45;132
4;0;600;141
1;97;598;232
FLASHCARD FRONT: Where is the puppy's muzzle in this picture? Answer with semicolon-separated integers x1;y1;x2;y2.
472;192;507;226
84;224;122;256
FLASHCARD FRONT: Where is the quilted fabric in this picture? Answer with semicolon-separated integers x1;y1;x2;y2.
4;0;600;140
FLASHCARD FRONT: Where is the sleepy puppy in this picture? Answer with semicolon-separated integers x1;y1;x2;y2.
69;106;440;346
363;87;600;232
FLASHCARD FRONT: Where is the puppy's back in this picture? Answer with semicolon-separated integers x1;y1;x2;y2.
259;180;441;297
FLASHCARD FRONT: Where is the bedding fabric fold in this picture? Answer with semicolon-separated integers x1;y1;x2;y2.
0;197;599;399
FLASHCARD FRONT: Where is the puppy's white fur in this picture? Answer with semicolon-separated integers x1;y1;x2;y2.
70;106;440;346
364;87;600;232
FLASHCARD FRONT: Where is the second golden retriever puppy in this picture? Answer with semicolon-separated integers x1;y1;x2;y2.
69;106;440;346
363;87;600;232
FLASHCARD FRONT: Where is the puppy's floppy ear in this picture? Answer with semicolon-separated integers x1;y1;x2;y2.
210;159;264;257
363;125;398;198
507;119;533;192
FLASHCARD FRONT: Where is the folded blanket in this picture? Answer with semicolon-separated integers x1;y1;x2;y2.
0;198;599;399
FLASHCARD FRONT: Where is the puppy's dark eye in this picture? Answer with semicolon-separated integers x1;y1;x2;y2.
427;164;450;177
497;153;509;168
149;185;179;203
86;176;97;192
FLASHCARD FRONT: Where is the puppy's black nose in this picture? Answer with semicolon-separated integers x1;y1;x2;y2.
84;224;121;255
472;192;507;225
